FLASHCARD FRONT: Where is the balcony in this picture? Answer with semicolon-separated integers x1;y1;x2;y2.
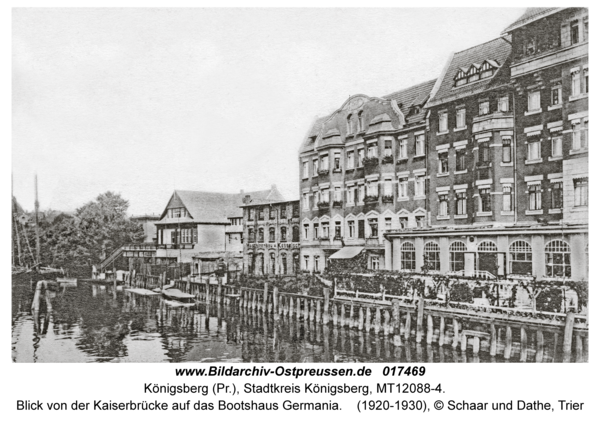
317;201;330;210
362;156;379;171
381;155;394;165
157;244;195;250
364;195;379;204
317;169;330;177
382;195;394;204
472;111;514;133
476;165;491;181
332;200;343;208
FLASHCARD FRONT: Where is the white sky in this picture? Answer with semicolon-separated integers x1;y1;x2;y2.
12;7;527;215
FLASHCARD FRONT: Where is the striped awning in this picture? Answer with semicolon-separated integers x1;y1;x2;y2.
329;247;364;260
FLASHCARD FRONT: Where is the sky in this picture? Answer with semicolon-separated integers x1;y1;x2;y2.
12;7;527;216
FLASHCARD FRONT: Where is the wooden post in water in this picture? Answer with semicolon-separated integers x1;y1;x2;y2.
263;283;269;313
303;297;309;320
426;314;433;344
562;312;575;362
308;299;314;321
504;326;513;359
460;332;467;352
473;336;480;354
404;311;412;341
217;276;223;304
273;286;279;320
358;307;364;331
373;307;381;334
316;300;321;323
536;330;544;363
438;316;446;347
289;296;294;318
205;276;210;305
323;288;330;325
340;303;346;327
296;296;301;320
416;296;424;343
520;327;528;362
365;307;371;333
490;324;497;357
392;300;402;346
452;319;460;348
575;334;583;363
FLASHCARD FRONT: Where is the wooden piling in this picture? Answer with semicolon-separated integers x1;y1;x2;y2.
416;296;424;343
452;319;459;348
520;327;528;362
358;307;364;331
438;316;446;347
383;310;390;336
365;307;371;333
323;288;330;325
316;300;321;323
374;308;381;334
263;283;269;313
404;311;412;341
303;297;309;320
473;336;480;354
331;302;336;326
205;277;210;305
536;330;544;363
217;276;223;304
490;324;497;357
273;287;279;320
562;312;575;362
426;314;433;344
392;300;402;346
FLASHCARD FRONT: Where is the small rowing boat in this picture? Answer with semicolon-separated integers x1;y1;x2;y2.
162;288;195;303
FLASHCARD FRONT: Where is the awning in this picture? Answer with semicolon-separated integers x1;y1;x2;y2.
329;247;364;260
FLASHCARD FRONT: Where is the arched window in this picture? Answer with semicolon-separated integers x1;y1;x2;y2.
545;240;571;278
257;253;264;275
270;252;276;274
292;226;300;242
358;111;364;132
293;253;299;274
248;228;255;243
347;114;353;134
248;252;255;274
258;228;264;243
509;241;532;275
280;226;287;242
449;241;467;271
281;253;288;275
423;242;441;271
478;241;498;252
400;242;416;271
269;227;276;243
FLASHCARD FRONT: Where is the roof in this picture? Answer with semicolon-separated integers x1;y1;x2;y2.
299;116;328;154
329;246;364;260
502;8;561;34
383;79;437;125
427;37;512;107
157;186;285;224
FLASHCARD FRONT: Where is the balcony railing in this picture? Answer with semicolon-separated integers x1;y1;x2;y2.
381;155;394;164
382;195;394;203
332;200;343;208
317;169;330;176
364;195;379;204
156;244;195;250
476;166;491;180
317;201;330;209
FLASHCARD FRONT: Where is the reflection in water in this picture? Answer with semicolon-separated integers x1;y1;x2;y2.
12;278;573;363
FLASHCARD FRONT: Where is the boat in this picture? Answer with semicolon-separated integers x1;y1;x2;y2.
161;288;196;303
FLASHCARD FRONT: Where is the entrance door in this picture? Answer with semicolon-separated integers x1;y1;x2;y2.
478;253;497;276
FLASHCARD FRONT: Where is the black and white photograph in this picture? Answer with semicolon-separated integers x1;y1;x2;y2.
11;6;589;369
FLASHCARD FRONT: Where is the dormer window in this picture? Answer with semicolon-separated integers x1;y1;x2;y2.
480;61;494;79
358;111;364;131
455;61;498;87
467;65;480;83
347;115;353;134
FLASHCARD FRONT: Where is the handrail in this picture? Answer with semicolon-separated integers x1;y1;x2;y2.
100;246;125;270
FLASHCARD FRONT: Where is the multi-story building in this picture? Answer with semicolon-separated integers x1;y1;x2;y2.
153;186;284;274
130;214;160;243
383;8;588;282
298;80;436;272
242;199;301;276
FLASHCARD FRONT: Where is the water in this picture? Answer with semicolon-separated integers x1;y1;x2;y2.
12;278;572;363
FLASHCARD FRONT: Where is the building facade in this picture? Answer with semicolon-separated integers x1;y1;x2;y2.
298;81;436;273
383;8;588;281
242;200;301;276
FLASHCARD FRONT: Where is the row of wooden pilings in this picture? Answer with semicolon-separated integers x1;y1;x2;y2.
172;281;587;362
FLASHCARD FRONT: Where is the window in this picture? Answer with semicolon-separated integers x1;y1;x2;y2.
366;180;378;197
333;152;341;170
303;224;309;239
438;152;449;174
450;242;466;272
545;240;571;278
551;136;562;157
415;134;425;156
322;188;330;202
347;115;353;134
478;142;490;163
574;178;588;207
498;96;509;112
322;222;329;238
270;252;276;274
347;151;354;169
313;223;319;239
423;242;441;271
415;175;425;197
467;67;480;83
583;68;588;93
551;182;562;209
180;228;192;243
370;256;380;270
528;184;542;210
415;215;425;228
248;228;255;243
280;205;287;219
509;241;532;275
583;18;588;41
258;208;264;220
399;217;408;229
456;108;466;128
304;255;309;270
384;178;393;196
479;101;489;116
334;221;341;238
312;158;318;176
438;193;448;216
456;149;466;171
385;217;392;231
358;111;365;132
358;219;365;239
570;20;579;45
314;256;320;273
320;154;329;171
528;90;540;111
398;138;407;158
281;254;287;275
248;208;254;221
258;228;264;243
571;69;581;96
303;193;309;210
348;220;355;238
333;186;341;202
346;186;354;204
572;119;588;151
527;139;541;160
280;226;287;242
292;226;299;242
500;137;512;163
357;149;364;166
398;177;408;198
551;84;562;105
384;139;392;157
269;206;276;219
257;254;264;275
358;185;365;202
400;242;416;270
268;227;275;242
455;192;467;215
438;111;448;132
367;144;378;158
502;186;513;211
368;218;378;237
479;188;491;212
302;161;308;178
478;241;497;252
481;62;494;79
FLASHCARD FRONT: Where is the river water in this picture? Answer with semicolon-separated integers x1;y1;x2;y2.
12;278;572;363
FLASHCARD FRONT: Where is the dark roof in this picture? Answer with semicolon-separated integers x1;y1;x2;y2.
427;37;512;107
158;186;285;223
299;116;328;154
240;198;299;208
502;8;561;34
383;79;437;123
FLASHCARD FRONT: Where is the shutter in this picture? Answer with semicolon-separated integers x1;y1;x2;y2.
192;227;198;244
